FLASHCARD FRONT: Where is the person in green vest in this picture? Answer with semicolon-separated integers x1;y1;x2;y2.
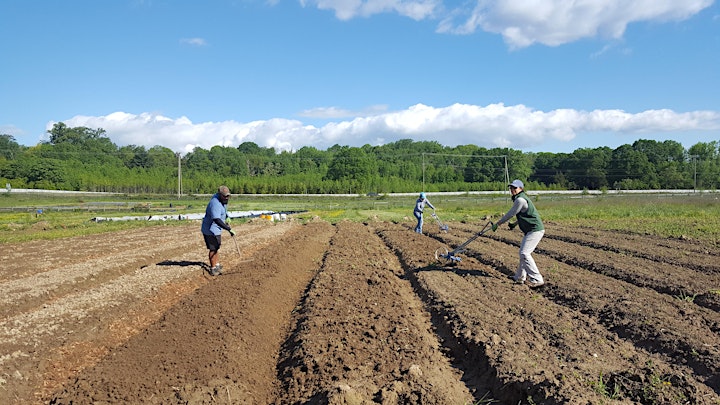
492;180;546;288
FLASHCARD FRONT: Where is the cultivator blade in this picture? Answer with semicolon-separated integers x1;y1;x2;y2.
434;221;494;264
431;213;449;233
435;247;462;263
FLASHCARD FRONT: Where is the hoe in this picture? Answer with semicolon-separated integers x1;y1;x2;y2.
435;221;494;263
431;212;449;232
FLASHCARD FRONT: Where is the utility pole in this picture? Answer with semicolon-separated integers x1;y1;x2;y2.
503;155;509;186
689;155;699;192
422;153;425;191
176;152;182;198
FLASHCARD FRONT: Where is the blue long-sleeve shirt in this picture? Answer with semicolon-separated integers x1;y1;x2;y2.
414;197;435;214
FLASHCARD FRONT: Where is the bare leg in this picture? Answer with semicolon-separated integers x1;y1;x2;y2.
208;250;219;268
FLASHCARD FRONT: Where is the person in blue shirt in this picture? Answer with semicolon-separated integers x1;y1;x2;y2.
413;192;436;234
201;185;235;276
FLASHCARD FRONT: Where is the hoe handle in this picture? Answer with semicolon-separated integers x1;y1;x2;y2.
448;221;493;256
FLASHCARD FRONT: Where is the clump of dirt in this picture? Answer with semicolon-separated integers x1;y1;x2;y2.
29;220;52;230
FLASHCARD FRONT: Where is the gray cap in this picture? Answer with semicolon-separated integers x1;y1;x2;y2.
218;185;231;197
508;179;524;189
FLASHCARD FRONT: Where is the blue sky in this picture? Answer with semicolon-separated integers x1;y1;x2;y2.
1;0;719;155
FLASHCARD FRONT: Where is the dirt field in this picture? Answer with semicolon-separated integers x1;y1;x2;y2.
1;216;719;404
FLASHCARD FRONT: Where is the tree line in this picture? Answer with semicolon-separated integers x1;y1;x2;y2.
1;123;719;194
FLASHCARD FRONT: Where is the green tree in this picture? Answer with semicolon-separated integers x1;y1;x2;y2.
610;145;659;189
0;134;23;159
237;141;275;157
12;157;66;187
147;146;177;168
564;147;611;190
46;123;119;165
463;148;492;182
324;146;378;191
688;141;720;189
530;152;563;186
119;145;149;168
294;146;327;175
185;147;213;172
632;139;685;164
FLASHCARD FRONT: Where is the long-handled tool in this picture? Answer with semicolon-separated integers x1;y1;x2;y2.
231;234;242;257
431;212;449;232
213;235;254;276
435;221;494;263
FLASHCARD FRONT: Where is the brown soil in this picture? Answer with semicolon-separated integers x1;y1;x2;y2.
1;217;719;404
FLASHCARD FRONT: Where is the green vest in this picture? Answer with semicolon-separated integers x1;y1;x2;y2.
514;191;544;233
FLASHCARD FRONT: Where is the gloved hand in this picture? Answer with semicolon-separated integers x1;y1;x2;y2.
229;229;236;236
508;222;517;230
491;222;498;232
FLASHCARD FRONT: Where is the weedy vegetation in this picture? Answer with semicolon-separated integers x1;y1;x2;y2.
1;192;719;245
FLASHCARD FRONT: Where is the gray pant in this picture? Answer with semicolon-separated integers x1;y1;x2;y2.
514;230;544;283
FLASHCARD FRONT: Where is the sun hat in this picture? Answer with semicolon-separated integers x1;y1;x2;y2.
508;180;524;189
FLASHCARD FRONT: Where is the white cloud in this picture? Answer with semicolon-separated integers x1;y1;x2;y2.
302;0;713;48
458;0;713;48
180;37;207;46
0;124;23;137
300;0;440;20
53;104;720;154
298;104;389;119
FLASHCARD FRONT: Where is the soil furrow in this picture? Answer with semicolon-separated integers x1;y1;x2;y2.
544;223;720;274
0;223;282;318
274;221;475;404
433;225;720;396
450;222;720;314
379;222;719;403
0;221;297;404
4;218;720;405
553;223;720;256
49;221;332;404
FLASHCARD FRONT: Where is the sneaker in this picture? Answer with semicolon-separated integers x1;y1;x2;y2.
528;281;545;289
508;275;524;284
209;265;222;276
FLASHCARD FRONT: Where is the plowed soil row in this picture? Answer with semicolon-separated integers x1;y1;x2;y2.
1;221;297;404
421;221;719;403
274;221;475;404
50;220;335;404
1;218;719;404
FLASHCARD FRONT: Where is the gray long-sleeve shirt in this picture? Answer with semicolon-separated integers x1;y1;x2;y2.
496;196;528;225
